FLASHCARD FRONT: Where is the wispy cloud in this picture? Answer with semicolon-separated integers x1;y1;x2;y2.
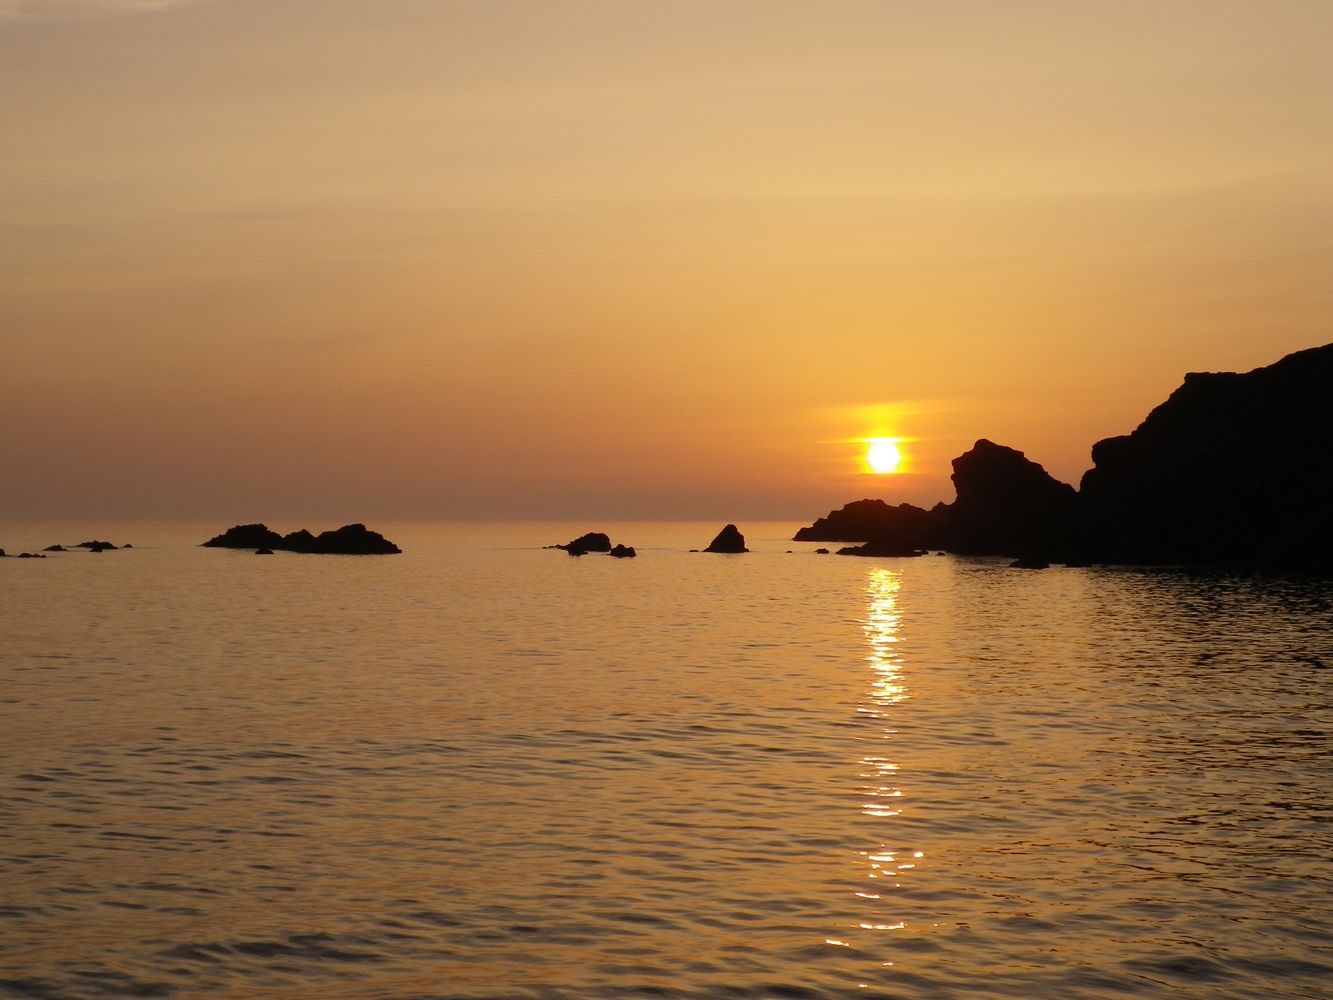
0;0;204;22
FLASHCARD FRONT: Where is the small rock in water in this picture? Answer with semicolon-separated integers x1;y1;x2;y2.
704;524;748;553
609;544;637;558
553;532;612;555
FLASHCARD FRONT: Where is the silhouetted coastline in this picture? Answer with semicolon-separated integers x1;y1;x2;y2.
797;344;1333;570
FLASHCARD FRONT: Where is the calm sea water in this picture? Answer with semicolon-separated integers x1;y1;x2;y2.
1;521;1330;1000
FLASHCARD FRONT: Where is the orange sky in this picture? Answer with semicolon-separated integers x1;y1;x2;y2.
3;1;1330;520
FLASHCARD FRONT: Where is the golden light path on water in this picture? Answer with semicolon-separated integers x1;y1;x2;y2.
832;568;924;956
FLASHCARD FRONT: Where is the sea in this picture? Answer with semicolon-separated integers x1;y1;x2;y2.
1;520;1330;1000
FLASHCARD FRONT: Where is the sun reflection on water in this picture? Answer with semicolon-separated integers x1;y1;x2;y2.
850;568;918;946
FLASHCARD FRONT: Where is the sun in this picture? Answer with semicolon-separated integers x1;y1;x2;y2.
864;438;903;474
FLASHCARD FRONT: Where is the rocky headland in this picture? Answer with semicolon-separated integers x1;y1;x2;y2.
203;523;401;555
797;343;1332;570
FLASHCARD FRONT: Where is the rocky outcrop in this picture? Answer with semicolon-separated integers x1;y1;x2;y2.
76;540;119;552
793;498;945;548
946;439;1078;558
546;532;642;557
796;344;1332;570
704;524;748;553
795;441;1075;560
835;540;926;557
551;532;612;555
202;523;401;555
279;529;319;552
204;524;284;549
1077;343;1333;568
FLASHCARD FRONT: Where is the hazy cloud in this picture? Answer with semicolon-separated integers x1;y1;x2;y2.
0;0;203;21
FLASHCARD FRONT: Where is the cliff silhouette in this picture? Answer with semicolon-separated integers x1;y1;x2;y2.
797;343;1333;569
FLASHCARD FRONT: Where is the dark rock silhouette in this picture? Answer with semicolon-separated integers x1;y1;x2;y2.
279;529;320;553
306;524;401;555
255;547;274;555
552;532;612;555
1077;343;1333;568
814;548;829;554
794;499;943;547
796;344;1333;570
203;523;400;555
609;544;637;558
704;524;748;553
836;540;926;557
76;540;118;552
947;439;1078;558
796;441;1074;560
44;545;65;552
204;524;284;549
18;552;46;559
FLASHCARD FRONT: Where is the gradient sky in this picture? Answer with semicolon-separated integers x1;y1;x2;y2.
3;0;1330;521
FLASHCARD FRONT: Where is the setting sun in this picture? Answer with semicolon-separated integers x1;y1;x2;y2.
865;438;903;474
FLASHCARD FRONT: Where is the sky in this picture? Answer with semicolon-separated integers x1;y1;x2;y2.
3;0;1331;521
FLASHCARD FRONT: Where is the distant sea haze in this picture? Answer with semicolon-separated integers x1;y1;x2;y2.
2;521;1329;999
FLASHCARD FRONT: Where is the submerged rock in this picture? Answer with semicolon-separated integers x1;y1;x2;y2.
44;544;65;552
704;524;748;553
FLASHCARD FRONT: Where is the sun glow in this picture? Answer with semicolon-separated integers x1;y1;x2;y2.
864;438;903;474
